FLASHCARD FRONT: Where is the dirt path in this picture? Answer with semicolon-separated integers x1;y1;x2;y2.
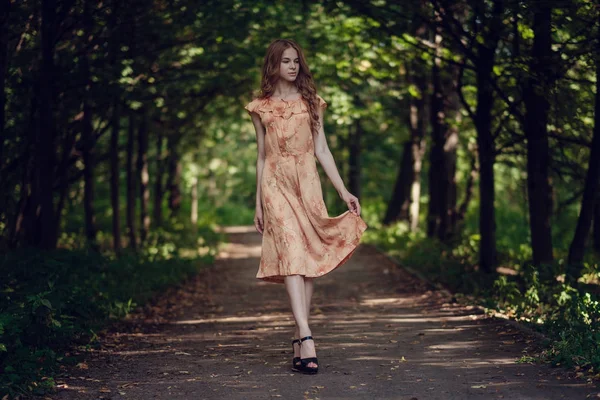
54;226;598;400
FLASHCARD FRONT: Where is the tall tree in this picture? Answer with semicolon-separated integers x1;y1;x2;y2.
81;0;98;250
35;0;59;249
567;13;600;282
523;2;554;266
472;1;504;274
167;134;182;216
445;0;506;274
348;118;362;200
126;113;137;250
0;0;9;168
190;176;198;229
138;109;150;243
427;12;459;242
154;132;165;227
110;103;121;252
109;0;122;253
594;199;600;255
383;58;428;230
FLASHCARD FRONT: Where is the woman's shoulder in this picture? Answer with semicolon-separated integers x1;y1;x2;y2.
315;94;327;109
244;97;270;114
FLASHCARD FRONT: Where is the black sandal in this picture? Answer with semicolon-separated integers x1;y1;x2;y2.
298;335;319;374
291;338;302;371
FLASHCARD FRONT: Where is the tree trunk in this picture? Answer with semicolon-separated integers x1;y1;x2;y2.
126;112;137;250
110;101;121;252
36;0;58;249
409;74;428;232
456;145;477;226
55;132;77;243
567;18;600;282
427;23;458;242
191;176;198;228
427;25;444;238
348;119;362;199
12;93;37;247
524;3;554;267
594;199;600;255
385;142;414;224
475;50;497;274
12;165;30;247
137;109;150;243
383;63;428;229
0;0;9;168
471;1;505;275
167;134;182;216
153;132;165;227
440;68;460;240
81;0;98;250
109;0;121;253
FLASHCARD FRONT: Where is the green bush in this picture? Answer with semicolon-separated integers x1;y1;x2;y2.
373;218;600;373
0;246;214;397
543;286;600;369
489;270;600;370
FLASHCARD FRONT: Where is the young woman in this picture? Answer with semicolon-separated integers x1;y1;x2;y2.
244;39;368;375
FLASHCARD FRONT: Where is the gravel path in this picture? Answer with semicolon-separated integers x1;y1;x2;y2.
54;226;599;400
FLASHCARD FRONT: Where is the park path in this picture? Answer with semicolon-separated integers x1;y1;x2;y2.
55;226;598;400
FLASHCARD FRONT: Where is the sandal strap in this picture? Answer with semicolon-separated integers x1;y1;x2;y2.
299;335;313;343
292;338;301;345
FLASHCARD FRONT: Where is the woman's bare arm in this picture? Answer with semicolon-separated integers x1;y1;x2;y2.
313;106;362;215
313;106;348;198
251;112;266;209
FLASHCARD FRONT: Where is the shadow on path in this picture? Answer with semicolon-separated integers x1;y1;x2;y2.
55;226;599;400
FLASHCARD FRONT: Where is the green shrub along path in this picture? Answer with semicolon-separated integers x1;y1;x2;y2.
0;247;215;397
52;227;598;400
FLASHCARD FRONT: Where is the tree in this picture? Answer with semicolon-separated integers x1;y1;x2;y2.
567;10;600;282
35;0;59;249
523;2;554;267
81;0;98;250
138;108;150;243
427;13;460;242
126;113;137;250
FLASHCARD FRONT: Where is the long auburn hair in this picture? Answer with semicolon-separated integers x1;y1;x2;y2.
258;39;321;137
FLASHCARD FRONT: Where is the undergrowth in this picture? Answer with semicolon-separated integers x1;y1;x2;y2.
0;229;220;398
372;220;600;375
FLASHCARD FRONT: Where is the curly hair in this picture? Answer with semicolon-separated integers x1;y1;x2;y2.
258;39;321;137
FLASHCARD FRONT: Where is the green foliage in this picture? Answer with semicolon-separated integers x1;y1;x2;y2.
490;269;600;371
0;245;214;397
542;287;600;369
372;220;484;293
373;203;600;372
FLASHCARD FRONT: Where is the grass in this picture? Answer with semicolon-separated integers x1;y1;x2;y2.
0;224;221;398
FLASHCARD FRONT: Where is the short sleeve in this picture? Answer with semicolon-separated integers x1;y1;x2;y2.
244;99;260;114
317;95;327;109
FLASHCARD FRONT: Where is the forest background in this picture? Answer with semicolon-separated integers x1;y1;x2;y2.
1;0;600;396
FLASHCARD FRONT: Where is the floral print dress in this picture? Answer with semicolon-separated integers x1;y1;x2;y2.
245;94;368;284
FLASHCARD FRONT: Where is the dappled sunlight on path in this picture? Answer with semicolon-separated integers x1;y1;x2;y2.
55;226;598;399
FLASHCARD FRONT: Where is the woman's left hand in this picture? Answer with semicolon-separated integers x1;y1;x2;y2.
340;190;361;216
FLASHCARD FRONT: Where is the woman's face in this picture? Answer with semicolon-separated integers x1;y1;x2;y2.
278;47;299;83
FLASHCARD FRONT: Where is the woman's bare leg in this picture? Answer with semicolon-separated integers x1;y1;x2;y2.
304;277;314;313
285;275;317;369
293;276;314;358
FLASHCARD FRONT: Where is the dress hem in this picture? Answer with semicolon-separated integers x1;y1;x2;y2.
255;217;367;284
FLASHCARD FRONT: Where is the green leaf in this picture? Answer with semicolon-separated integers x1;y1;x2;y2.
40;299;52;309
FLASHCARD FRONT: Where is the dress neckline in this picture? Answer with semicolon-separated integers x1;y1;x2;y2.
269;95;303;102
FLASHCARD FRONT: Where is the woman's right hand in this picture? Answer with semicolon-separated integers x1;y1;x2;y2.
254;205;264;235
340;190;361;216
